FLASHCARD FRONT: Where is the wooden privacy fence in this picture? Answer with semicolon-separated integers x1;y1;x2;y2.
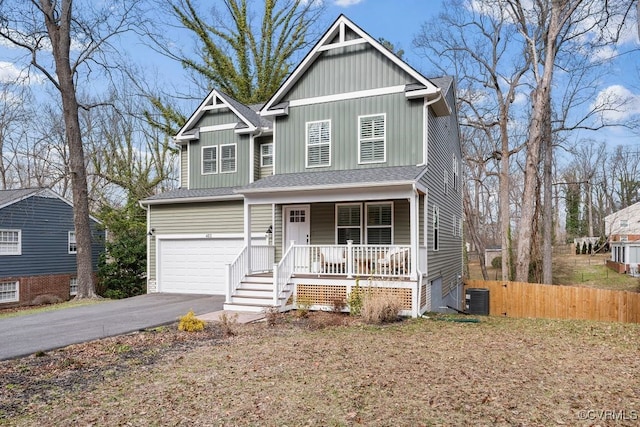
464;280;640;324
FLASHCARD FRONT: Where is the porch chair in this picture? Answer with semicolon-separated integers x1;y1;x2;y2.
320;247;346;274
376;247;409;275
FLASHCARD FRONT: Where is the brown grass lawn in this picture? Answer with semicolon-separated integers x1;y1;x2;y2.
470;252;640;292
2;313;639;426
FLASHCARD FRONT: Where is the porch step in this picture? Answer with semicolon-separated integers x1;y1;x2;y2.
222;302;273;313
229;294;286;306
237;282;274;291
241;275;274;284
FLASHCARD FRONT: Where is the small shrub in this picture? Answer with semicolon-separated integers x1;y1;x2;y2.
31;294;63;306
178;310;206;332
491;256;502;270
361;293;402;324
295;296;312;318
219;312;238;337
265;306;279;327
347;279;364;316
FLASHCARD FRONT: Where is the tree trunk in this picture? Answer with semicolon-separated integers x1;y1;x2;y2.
464;185;488;280
40;0;96;298
542;133;553;284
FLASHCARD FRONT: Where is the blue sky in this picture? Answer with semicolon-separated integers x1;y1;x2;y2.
0;0;637;149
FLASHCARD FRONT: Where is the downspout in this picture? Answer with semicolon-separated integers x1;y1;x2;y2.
139;201;151;294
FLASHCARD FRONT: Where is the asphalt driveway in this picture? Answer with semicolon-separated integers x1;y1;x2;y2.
0;293;224;360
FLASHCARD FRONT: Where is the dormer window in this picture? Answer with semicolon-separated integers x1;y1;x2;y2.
359;114;386;164
260;143;273;167
306;120;331;168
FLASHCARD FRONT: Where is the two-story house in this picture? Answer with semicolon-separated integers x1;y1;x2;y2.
605;201;640;275
140;15;463;316
0;188;104;307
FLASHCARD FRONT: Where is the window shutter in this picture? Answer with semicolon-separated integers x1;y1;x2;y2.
202;147;217;174
221;144;236;172
307;121;330;167
359;115;385;163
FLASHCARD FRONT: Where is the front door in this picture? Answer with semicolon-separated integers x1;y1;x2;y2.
284;205;310;272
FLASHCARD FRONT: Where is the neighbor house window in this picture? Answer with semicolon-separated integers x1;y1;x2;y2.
0;281;18;302
202;146;217;174
220;143;236;173
260;143;273;167
306;120;331;167
68;231;77;254
0;229;21;255
620;219;628;228
359;114;386;164
366;203;393;244
433;206;440;251
70;278;78;296
336;204;361;244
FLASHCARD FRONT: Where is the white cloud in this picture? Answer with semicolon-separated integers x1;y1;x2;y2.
0;61;24;83
334;0;364;7
593;85;640;122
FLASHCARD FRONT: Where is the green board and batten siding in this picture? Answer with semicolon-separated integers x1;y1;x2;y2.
196;109;239;128
147;202;272;282
188;129;251;189
287;44;412;100
276;93;423;173
421;87;463;297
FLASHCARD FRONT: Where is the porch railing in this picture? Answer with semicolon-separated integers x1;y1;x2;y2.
289;242;412;278
273;242;296;306
226;245;276;303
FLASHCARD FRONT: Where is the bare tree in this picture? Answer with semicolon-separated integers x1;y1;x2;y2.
414;0;530;280
0;0;145;298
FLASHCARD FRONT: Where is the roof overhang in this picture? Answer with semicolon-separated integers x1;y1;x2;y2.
140;194;243;206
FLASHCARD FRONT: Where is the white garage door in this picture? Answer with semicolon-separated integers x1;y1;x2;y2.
158;238;244;294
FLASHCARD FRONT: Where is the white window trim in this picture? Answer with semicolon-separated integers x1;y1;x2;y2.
364;201;394;244
620;219;628;228
306;119;331;168
220;143;237;174
433;205;440;251
70;277;78;296
0;229;21;256
0;280;19;303
444;169;449;195
68;231;77;254
260;142;273;167
201;145;218;175
335;203;362;244
358;113;386;164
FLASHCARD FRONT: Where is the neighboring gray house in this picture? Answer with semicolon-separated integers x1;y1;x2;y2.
0;188;104;307
141;15;464;316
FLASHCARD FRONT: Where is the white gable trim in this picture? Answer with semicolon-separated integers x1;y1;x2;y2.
289;85;405;108
175;89;257;140
260;15;441;114
199;123;237;133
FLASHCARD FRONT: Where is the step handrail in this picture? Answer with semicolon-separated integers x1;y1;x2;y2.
225;245;248;304
273;241;296;306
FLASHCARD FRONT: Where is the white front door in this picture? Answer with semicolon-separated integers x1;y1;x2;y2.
284;205;310;271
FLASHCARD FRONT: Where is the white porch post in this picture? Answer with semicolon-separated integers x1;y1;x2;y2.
244;202;252;275
346;239;354;278
409;191;418;281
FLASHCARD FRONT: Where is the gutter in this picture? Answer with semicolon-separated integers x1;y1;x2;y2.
238;179;418;195
140;194;243;206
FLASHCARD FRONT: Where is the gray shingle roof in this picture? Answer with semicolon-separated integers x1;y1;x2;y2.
218;91;272;130
143;187;241;203
0;188;42;208
239;165;427;193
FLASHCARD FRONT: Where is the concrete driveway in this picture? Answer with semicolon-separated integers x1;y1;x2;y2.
0;293;224;360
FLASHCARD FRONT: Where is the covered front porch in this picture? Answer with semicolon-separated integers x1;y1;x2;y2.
225;166;431;316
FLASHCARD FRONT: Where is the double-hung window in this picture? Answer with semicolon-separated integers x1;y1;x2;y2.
366;203;393;244
202;146;217;174
68;231;77;254
336;204;361;244
0;229;21;255
220;143;236;173
359;114;386;164
306;120;331;168
0;281;18;302
260;143;273;167
453;155;459;191
70;278;78;296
